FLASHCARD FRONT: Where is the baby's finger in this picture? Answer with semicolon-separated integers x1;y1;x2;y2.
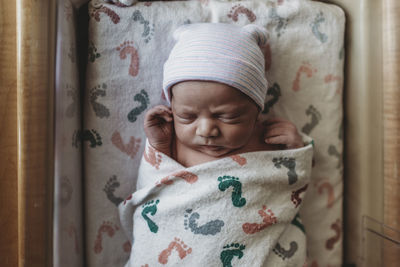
264;135;291;145
264;127;295;139
262;117;291;126
264;120;297;130
146;106;173;121
150;105;172;115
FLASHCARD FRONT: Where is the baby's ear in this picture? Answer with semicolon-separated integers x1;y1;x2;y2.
243;24;270;47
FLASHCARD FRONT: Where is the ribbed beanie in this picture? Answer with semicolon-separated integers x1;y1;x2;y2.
163;23;269;109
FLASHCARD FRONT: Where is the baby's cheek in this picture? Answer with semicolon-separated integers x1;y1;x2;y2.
224;126;254;146
174;124;194;142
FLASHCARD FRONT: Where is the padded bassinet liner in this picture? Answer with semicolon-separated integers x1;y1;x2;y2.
54;0;84;266
84;0;344;266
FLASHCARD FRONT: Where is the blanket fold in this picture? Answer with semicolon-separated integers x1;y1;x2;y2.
119;138;313;267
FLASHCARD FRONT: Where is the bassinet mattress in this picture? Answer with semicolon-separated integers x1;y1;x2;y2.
84;0;345;266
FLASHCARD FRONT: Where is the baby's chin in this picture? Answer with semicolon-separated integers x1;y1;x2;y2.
196;145;240;158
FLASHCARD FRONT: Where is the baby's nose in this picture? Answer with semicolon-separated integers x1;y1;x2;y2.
196;118;219;138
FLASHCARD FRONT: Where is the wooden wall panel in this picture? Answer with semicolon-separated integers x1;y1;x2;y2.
383;0;400;265
1;1;56;266
0;1;18;267
16;0;56;266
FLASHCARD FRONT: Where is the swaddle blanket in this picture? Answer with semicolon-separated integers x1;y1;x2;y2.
119;139;313;266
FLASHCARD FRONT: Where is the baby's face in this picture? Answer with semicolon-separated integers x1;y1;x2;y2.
171;81;259;158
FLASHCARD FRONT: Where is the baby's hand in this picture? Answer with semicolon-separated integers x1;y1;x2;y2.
262;118;303;149
144;105;174;155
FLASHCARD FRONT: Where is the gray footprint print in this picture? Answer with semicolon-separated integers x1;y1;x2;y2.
311;11;328;43
273;241;298;260
184;209;224;236
302;105;321;134
103;175;124;206
262;82;281;114
90;83;110;118
273;157;298;185
132;10;154;43
269;7;288;37
65;84;78;118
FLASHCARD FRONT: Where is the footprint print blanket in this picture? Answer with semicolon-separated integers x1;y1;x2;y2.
119;138;313;266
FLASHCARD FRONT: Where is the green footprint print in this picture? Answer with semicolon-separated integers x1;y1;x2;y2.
88;41;101;62
82;129;103;148
218;176;246;207
141;199;160;233
291;213;306;234
220;243;246;267
127;89;150;123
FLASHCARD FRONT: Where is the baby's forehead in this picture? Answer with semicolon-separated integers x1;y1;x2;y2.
171;81;259;112
171;80;253;100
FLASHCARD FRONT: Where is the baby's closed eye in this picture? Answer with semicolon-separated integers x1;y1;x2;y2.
216;113;242;123
176;113;196;123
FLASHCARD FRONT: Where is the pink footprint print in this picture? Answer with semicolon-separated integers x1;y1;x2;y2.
156;176;174;187
292;62;317;91
326;219;341;250
66;223;80;254
143;146;162;170
291;184;308;208
324;74;342;95
111;131;141;159
158;237;192;264
227;4;257;22
63;1;73;21
91;5;120;24
123;194;132;205
143;144;162;169
317;181;335;208
114;2;129;7
242;205;277;234
94;221;120;254
230;155;247;166
156;170;198;187
117;41;140;77
123;241;131;253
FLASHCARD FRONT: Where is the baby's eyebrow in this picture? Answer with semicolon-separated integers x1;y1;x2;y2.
212;106;243;114
175;106;196;113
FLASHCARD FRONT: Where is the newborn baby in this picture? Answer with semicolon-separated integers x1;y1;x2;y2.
120;23;313;267
144;23;303;167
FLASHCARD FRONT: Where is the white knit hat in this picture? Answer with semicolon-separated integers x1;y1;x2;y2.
163;23;269;109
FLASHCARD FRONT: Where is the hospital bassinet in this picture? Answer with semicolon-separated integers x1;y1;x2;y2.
0;0;399;266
